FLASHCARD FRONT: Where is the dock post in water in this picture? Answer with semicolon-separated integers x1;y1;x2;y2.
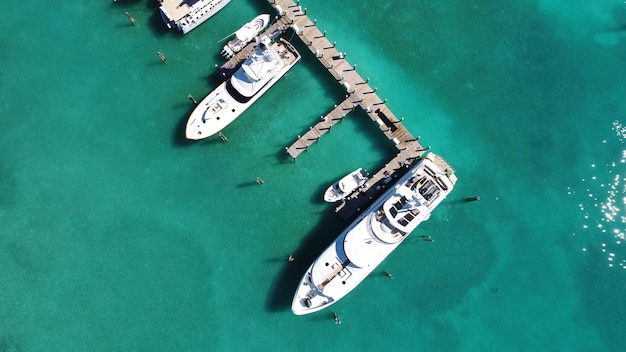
157;52;167;63
125;12;137;26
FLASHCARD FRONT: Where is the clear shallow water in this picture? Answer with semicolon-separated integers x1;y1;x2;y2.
1;0;626;350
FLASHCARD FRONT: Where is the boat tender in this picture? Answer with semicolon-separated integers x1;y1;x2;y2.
185;36;300;140
324;168;369;203
292;153;457;315
221;14;271;59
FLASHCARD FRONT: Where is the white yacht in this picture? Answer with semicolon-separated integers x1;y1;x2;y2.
221;14;271;59
292;153;457;315
185;36;300;140
323;168;369;203
159;0;231;35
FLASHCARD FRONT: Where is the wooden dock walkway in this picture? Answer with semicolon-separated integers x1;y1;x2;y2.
211;0;442;220
263;0;437;220
266;0;425;157
284;97;355;158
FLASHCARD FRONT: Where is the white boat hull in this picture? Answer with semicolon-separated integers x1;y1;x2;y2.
292;154;457;315
185;38;300;140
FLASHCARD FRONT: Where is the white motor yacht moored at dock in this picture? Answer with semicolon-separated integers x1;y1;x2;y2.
292;153;457;315
159;0;231;35
185;36;300;140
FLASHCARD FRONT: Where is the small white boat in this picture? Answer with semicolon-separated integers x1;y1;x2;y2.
159;0;231;35
221;14;271;59
323;168;369;203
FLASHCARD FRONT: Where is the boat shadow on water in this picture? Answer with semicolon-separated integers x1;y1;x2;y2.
310;178;339;205
145;4;172;38
110;0;169;36
264;207;346;312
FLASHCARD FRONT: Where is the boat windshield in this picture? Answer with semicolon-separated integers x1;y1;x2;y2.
225;79;251;104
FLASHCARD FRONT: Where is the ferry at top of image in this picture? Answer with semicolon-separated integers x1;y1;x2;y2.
292;153;457;315
185;35;300;140
158;0;231;35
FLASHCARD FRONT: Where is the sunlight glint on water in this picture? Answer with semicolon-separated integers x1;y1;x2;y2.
572;120;626;270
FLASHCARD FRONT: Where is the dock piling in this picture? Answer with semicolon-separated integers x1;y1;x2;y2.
268;0;442;219
157;52;167;63
125;12;137;26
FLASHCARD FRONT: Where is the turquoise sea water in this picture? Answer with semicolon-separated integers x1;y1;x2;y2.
2;0;626;350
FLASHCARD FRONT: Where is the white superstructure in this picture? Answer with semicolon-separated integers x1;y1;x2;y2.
292;153;457;315
185;36;300;140
159;0;231;35
221;14;271;59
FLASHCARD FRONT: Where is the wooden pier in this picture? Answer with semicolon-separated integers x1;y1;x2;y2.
268;0;436;219
284;97;355;157
264;1;428;153
218;0;444;220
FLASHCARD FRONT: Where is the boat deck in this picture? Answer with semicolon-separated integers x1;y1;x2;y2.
274;39;300;69
159;0;191;22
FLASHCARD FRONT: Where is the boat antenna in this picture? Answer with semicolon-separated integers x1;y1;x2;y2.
217;30;236;43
